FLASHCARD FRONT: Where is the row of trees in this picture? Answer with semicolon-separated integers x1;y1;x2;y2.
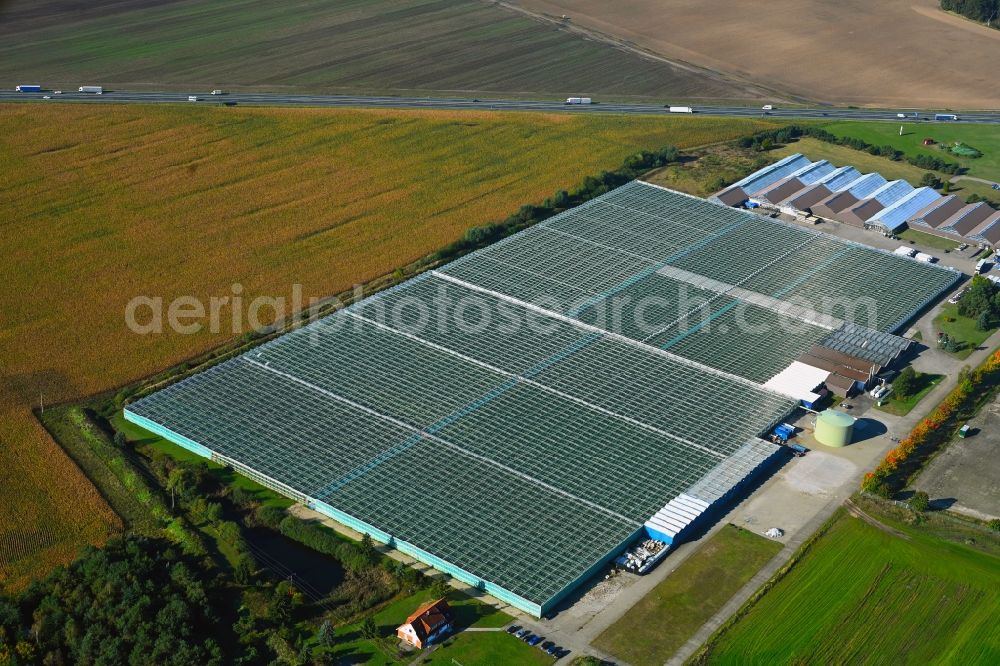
738;125;968;175
940;0;1000;26
863;348;1000;497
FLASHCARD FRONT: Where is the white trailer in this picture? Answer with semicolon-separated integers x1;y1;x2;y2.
668;106;693;113
188;96;199;102
564;97;592;105
79;86;103;94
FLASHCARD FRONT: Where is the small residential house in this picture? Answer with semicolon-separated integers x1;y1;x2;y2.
396;598;454;649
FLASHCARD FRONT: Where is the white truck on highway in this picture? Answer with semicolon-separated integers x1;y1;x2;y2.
188;96;198;102
565;97;592;105
79;86;103;94
667;106;693;113
762;104;774;111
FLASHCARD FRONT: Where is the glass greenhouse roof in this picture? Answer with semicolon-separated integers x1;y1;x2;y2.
127;181;958;614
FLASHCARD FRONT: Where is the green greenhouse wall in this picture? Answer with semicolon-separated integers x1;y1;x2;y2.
123;409;214;459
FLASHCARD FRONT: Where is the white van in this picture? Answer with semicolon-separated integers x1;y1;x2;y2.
188;96;198;102
762;104;774;111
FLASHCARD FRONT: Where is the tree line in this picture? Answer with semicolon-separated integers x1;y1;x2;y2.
940;0;1000;26
435;145;681;262
738;125;967;175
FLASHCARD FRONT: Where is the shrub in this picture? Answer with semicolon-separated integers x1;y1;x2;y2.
893;366;917;399
920;172;942;189
234;552;256;584
253;504;286;529
909;491;930;513
988;519;1000;532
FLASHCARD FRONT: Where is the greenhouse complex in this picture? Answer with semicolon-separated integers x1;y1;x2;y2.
126;181;959;617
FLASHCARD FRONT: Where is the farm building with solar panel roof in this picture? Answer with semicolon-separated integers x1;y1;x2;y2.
126;180;959;617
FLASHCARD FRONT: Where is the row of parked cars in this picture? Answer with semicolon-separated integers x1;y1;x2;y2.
506;624;571;658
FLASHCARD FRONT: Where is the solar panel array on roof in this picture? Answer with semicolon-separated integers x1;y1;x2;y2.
868;180;915;206
869;187;942;232
126;181;958;618
816;166;862;191
844;173;888;199
714;155;999;245
734;153;812;195
793;160;836;185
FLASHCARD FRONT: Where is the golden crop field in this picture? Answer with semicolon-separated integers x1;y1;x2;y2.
0;102;781;588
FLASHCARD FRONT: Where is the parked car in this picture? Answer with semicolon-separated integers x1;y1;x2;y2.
541;641;554;651
515;628;530;639
555;648;571;658
506;625;521;634
528;635;544;646
521;633;535;642
545;644;560;655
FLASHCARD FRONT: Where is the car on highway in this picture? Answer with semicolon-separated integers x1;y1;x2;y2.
53;90;61;95
211;89;224;95
43;95;51;99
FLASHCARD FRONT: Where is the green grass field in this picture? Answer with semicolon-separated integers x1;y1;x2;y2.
821;122;1000;183
774;138;935;186
700;509;1000;664
873;373;943;416
331;588;513;665
425;631;553;666
594;525;781;666
0;0;755;101
934;303;998;359
897;228;961;252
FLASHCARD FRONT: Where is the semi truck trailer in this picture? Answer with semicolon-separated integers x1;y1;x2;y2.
79;86;103;94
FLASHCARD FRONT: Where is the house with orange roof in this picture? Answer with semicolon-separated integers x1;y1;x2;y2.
396;598;454;649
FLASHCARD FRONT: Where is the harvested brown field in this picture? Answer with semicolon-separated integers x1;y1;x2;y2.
513;0;1000;108
0;102;782;588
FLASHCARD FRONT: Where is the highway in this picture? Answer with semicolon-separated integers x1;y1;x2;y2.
3;88;1000;124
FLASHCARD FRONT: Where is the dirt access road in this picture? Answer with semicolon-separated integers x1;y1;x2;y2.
511;0;1000;109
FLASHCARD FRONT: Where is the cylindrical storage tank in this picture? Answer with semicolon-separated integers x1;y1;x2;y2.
814;409;854;448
